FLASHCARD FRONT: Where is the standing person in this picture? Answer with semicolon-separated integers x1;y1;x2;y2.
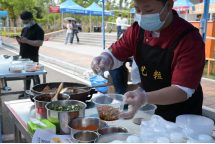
212;13;215;21
65;20;73;44
196;14;202;21
71;21;79;44
116;14;122;40
16;11;44;99
121;15;129;34
91;0;205;122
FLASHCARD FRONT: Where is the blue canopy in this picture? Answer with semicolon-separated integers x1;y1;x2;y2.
130;8;135;13
0;11;8;17
173;0;194;7
86;2;113;16
58;0;89;15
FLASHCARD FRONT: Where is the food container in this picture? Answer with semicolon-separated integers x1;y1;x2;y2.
72;131;99;143
10;62;23;73
46;100;87;134
176;114;214;136
34;94;70;119
133;104;157;125
92;94;125;121
95;133;132;143
25;63;37;72
68;117;107;136
97;125;128;135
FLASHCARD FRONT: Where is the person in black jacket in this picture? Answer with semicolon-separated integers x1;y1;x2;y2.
16;11;44;99
71;21;79;44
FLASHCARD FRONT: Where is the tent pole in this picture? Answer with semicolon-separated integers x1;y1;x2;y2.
48;9;49;29
202;0;210;42
102;0;105;49
130;13;131;25
54;13;56;31
7;15;10;48
62;12;63;29
0;18;2;40
97;16;98;27
90;12;91;32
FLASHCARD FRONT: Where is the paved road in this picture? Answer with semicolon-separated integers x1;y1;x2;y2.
2;36;101;70
0;47;87;140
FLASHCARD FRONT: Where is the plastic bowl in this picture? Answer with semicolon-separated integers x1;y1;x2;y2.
133;104;157;125
92;94;125;121
176;114;214;136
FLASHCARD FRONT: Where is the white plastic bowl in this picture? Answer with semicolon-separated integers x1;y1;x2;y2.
176;114;214;136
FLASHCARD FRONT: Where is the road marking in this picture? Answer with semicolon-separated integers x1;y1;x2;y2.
2;47;91;85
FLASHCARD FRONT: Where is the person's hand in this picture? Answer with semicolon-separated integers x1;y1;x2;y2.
17;37;28;44
91;55;113;76
120;87;149;119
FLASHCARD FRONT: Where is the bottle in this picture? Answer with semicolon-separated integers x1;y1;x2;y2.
36;65;40;71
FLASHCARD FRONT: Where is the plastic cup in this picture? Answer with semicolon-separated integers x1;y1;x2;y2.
176;114;214;136
92;94;125;121
133;104;157;125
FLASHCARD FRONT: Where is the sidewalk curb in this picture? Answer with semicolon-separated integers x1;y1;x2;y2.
203;106;215;121
2;43;88;74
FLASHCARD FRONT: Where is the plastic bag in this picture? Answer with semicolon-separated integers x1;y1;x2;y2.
89;75;108;93
83;70;96;79
0;54;13;74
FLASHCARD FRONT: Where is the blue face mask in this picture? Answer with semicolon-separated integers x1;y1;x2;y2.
24;23;31;28
136;2;169;31
24;20;33;28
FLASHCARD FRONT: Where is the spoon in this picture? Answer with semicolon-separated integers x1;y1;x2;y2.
51;82;64;101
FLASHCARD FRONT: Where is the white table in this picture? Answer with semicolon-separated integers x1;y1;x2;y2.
4;99;142;143
0;70;47;98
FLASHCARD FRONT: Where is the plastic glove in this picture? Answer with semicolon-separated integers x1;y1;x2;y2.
120;87;149;119
91;55;113;76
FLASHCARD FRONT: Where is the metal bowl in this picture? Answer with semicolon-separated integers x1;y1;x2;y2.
95;133;132;143
34;93;70;119
97;125;128;136
68;117;107;136
45;100;87;134
72;131;99;143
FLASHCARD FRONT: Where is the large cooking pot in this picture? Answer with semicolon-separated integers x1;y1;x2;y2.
27;82;97;102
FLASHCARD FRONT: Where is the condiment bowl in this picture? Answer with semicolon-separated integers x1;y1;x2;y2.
45;100;87;134
92;94;125;121
68;117;107;136
72;131;99;143
97;125;128;135
34;93;70;119
95;133;132;143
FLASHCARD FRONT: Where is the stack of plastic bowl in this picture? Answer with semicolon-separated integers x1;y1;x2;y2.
176;114;214;136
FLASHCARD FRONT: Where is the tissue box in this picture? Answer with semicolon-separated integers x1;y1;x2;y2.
27;119;56;135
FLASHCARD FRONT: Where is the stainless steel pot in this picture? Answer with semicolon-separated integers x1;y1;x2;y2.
72;131;99;143
94;133;132;143
45;100;87;134
34;94;70;119
97;125;128;136
68;117;107;136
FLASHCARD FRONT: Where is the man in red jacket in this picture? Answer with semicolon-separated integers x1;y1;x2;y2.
91;0;205;122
